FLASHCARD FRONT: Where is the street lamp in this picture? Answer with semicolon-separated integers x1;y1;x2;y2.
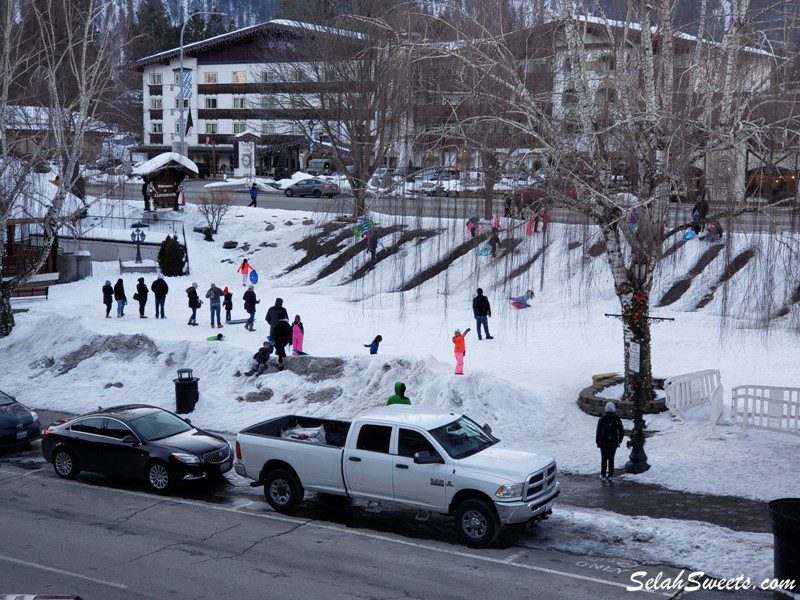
179;11;227;157
131;228;146;264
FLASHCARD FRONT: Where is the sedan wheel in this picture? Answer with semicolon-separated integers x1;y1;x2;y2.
313;189;322;198
285;189;294;197
147;461;173;493
53;448;79;479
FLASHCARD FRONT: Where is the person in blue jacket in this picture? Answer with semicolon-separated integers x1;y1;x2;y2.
248;183;259;207
365;335;382;354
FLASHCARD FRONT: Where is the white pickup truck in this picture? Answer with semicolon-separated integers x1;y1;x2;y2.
234;406;559;546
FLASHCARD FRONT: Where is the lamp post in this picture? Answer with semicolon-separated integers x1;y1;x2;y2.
179;11;227;157
131;228;146;264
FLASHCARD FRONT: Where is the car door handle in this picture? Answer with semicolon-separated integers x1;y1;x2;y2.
396;464;409;469
348;456;361;462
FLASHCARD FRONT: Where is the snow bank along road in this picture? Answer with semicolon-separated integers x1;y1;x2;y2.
0;440;687;600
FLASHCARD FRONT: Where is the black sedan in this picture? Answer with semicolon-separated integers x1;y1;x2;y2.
0;389;41;449
41;404;232;493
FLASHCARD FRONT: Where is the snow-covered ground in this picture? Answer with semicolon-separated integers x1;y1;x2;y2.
6;199;799;583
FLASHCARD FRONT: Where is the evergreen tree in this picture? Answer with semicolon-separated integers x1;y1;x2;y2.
127;0;179;62
183;4;235;45
158;235;186;276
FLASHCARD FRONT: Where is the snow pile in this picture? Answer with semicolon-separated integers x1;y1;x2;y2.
204;177;276;191
528;506;774;582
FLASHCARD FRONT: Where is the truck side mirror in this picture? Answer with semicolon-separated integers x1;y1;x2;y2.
483;423;492;435
414;451;444;465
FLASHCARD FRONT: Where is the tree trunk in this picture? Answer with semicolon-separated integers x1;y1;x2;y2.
353;187;367;217
0;291;14;338
620;286;654;451
483;177;496;220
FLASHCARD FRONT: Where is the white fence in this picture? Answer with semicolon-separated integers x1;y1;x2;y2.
732;386;800;436
665;370;724;426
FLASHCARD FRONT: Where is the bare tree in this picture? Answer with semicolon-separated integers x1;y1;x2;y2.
197;189;234;235
407;0;800;469
0;0;123;337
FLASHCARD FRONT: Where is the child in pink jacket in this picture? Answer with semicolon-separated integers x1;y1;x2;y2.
292;315;306;356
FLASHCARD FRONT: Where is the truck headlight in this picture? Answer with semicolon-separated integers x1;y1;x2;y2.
171;452;200;464
495;483;524;499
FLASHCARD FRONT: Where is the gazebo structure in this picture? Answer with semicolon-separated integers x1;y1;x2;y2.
132;152;199;211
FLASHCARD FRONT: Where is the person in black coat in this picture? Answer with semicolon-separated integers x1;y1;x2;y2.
151;275;169;319
134;277;149;318
265;298;288;327
113;279;127;318
596;402;626;481
472;288;493;340
102;280;114;318
243;285;259;331
270;317;292;371
223;287;234;322
186;282;200;326
245;341;273;376
692;192;710;234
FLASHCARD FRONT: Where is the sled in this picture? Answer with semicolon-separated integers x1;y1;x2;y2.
249;270;259;284
684;230;696;240
227;319;249;325
511;300;530;309
292;350;309;356
478;243;492;256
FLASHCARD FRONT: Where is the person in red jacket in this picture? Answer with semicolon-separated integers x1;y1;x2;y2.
237;259;254;287
452;328;471;375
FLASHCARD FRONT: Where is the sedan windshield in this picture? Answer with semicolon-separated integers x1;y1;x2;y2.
429;417;498;460
130;410;192;441
0;391;15;406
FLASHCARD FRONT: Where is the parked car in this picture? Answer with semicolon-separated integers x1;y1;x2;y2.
234;406;559;547
284;178;340;198
41;404;232;493
0;390;41;449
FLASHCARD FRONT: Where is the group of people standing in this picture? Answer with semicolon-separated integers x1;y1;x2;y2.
102;276;169;319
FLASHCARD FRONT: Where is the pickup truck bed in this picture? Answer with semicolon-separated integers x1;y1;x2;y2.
241;415;352;448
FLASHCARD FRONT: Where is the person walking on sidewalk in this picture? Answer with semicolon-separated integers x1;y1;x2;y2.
223;287;233;322
452;328;470;375
102;280;113;318
151;275;168;319
243;285;259;331
135;277;149;319
472;288;493;340
596;402;625;481
186;282;200;326
386;382;411;406
113;278;127;318
237;259;254;287
248;183;259;208
206;283;223;328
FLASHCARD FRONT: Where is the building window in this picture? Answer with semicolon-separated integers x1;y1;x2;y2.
174;97;189;109
290;96;304;109
233;121;247;134
204;97;218;109
260;95;277;109
293;68;304;82
149;72;163;86
204;72;218;84
151;122;163;133
149;97;163;109
262;69;276;83
233;97;247;109
289;122;302;135
232;71;246;84
205;122;218;134
262;122;276;135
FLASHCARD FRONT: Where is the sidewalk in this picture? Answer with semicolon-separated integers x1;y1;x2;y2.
35;409;770;534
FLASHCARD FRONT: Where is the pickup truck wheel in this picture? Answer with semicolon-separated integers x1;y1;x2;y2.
454;499;500;547
265;469;303;513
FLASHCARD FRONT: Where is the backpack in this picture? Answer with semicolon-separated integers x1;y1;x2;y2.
600;416;620;446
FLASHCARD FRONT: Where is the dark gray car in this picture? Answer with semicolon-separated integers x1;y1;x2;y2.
284;178;340;198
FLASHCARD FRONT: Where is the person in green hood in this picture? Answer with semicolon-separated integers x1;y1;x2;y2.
386;382;411;406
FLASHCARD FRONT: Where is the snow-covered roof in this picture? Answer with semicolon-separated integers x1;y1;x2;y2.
3;105;113;134
131;152;199;176
268;19;364;40
6;170;85;222
234;129;259;139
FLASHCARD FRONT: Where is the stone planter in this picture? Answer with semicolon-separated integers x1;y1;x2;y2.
577;376;667;418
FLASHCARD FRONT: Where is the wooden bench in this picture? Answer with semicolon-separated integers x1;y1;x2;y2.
11;286;49;300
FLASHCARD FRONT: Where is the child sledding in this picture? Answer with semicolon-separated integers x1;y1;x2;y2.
510;289;535;309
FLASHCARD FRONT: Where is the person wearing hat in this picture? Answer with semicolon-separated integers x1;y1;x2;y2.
223;286;233;322
451;327;471;375
595;402;625;481
243;284;259;331
186;282;200;326
102;280;113;318
134;277;149;319
151;275;169;319
248;183;259;208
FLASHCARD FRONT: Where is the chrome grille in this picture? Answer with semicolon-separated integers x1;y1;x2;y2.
526;462;557;500
203;444;231;464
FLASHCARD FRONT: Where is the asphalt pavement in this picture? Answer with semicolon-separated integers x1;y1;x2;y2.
0;415;689;600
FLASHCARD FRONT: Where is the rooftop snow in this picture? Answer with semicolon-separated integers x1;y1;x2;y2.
131;152;199;176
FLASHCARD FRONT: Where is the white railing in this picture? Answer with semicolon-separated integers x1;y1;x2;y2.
665;370;723;425
732;385;800;436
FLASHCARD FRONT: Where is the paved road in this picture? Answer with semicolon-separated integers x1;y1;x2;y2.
0;419;684;600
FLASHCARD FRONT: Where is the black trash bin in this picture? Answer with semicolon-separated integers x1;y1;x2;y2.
174;368;199;414
769;498;800;583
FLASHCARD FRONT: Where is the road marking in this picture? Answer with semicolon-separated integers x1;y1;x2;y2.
503;549;527;564
0;553;129;590
2;467;668;595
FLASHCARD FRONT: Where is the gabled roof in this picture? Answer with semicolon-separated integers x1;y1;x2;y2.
132;19;361;70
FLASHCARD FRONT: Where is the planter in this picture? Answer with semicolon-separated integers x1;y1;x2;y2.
577;376;667;418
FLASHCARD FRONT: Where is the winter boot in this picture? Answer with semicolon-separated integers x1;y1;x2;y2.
217;324;223;329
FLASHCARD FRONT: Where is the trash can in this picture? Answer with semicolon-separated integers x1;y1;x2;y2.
174;368;199;414
769;498;800;582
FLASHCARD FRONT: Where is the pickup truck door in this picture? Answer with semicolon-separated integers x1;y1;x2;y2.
392;428;447;510
343;423;395;501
